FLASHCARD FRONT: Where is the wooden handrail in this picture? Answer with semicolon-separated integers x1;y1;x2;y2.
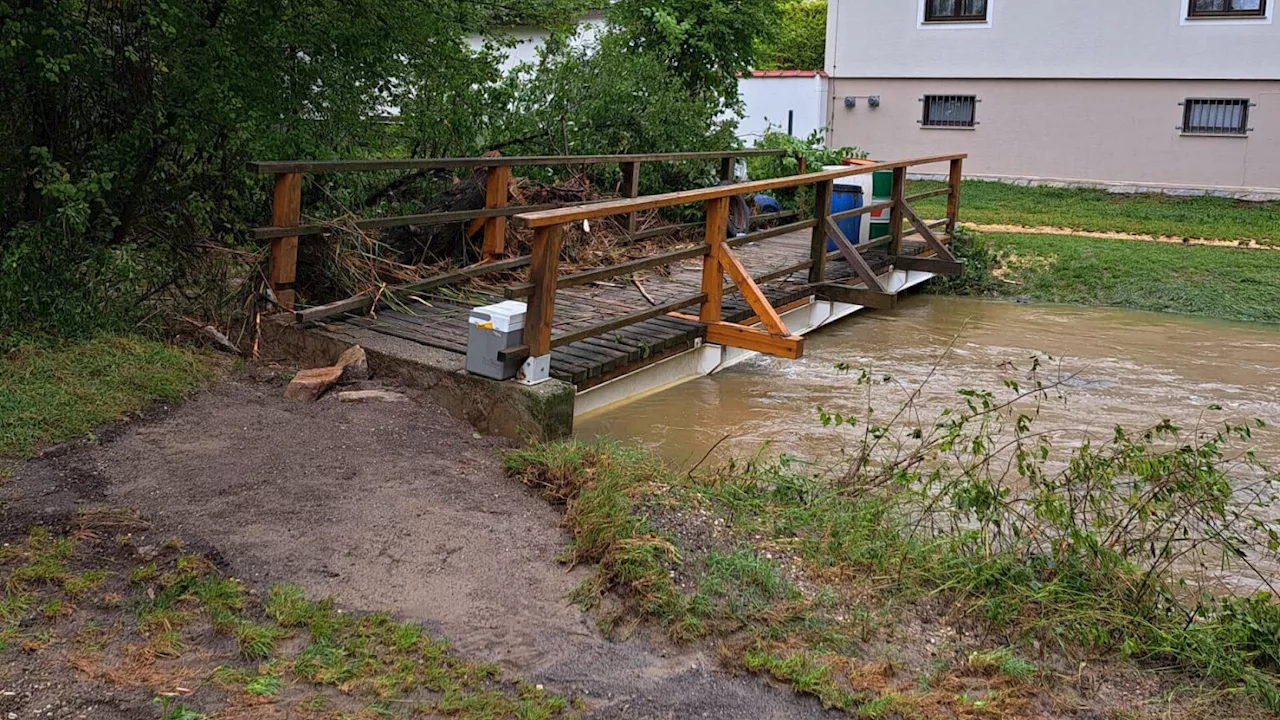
252;203;567;241
256;148;801;307
509;153;968;380
248;150;787;175
512;154;967;228
502;218;815;299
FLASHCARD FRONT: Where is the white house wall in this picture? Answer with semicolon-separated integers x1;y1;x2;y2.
736;75;830;142
826;0;1280;80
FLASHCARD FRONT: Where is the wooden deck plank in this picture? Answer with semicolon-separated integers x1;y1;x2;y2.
320;225;949;388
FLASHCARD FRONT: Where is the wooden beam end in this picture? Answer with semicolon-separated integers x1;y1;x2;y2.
704;322;804;360
817;284;899;311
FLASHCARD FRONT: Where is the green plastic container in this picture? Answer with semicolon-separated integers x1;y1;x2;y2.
868;170;893;241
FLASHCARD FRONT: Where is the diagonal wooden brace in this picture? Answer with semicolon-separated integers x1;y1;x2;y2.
823;217;888;293
900;203;957;262
717;244;790;337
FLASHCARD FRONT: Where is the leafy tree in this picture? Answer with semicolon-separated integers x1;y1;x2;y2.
608;0;780;108
0;0;540;343
754;0;827;71
0;0;776;345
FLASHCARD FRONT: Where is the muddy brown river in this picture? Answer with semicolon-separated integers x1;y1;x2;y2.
579;296;1280;471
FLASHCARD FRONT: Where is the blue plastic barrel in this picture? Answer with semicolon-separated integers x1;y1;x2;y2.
827;184;863;251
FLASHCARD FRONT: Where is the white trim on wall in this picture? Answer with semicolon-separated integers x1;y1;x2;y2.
917;0;994;30
1179;0;1273;25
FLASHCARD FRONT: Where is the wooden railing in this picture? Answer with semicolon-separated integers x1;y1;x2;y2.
249;150;790;309
504;153;967;382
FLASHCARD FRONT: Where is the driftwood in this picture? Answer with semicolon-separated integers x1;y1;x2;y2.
381;171;489;267
186;318;241;355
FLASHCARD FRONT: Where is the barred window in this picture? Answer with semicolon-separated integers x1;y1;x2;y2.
925;0;988;22
921;95;977;128
1188;0;1266;18
1181;99;1251;136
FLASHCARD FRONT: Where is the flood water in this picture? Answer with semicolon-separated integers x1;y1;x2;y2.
579;296;1280;471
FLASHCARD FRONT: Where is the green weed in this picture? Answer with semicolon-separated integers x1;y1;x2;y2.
245;674;282;696
138;607;189;635
63;570;110;598
37;599;67;621
153;696;202;720
693;550;799;626
129;563;158;584
0;593;31;625
966;648;1036;682
743;648;859;711
503;441;687;626
234;621;285;660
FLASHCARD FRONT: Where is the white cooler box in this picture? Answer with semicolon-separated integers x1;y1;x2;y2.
466;301;527;380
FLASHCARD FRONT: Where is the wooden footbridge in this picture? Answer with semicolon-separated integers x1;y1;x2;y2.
252;151;966;395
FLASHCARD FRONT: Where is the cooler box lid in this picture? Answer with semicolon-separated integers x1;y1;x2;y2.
469;301;527;333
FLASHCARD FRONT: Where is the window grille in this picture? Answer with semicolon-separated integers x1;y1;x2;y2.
921;95;978;128
925;0;988;22
1187;0;1266;18
1181;98;1252;135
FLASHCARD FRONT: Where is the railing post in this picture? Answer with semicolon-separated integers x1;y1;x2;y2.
889;167;906;257
269;172;302;310
946;157;963;235
520;224;563;385
797;154;808;176
482;165;511;261
719;156;736;182
809;180;833;284
700;197;730;323
621;161;641;235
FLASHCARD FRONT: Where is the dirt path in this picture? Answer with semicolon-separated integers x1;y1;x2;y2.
962;221;1274;249
966;222;1280;250
1;373;832;719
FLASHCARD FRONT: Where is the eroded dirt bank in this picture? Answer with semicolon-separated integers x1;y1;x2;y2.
1;373;832;719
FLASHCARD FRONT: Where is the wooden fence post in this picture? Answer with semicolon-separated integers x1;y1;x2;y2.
946;157;963;234
269;172;302;310
482;165;511;261
522;224;564;383
888;167;906;257
719;156;736;182
621;161;640;234
809;180;833;284
700;197;730;323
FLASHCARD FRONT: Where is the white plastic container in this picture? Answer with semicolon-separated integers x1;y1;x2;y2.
466;301;527;380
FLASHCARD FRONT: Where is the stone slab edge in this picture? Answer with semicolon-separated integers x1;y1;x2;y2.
261;316;574;441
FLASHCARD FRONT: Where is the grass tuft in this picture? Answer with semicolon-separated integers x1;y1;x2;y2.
3;525;576;716
0;337;210;459
910;179;1280;243
504;415;1280;717
966;648;1037;682
982;231;1280;324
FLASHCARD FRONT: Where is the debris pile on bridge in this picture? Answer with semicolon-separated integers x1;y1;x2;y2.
311;169;698;304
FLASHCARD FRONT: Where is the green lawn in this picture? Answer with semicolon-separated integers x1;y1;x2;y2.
985;232;1280;324
910;180;1280;243
0;337;212;458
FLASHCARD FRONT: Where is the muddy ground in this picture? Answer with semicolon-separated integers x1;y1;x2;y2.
0;371;834;719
